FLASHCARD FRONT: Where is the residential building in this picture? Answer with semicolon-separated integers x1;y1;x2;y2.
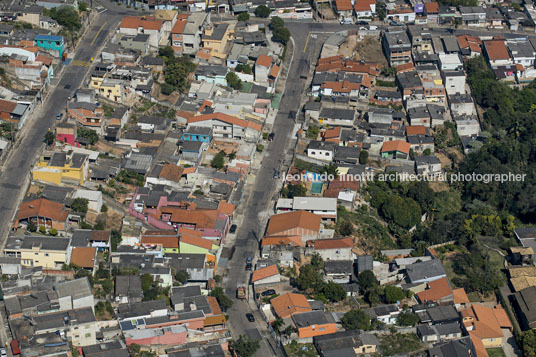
33;151;89;185
115;275;143;304
417;322;463;343
383;30;412;66
14;198;68;231
366;304;400;324
381;140;411;160
265;211;322;244
271;293;312;319
119;16;164;49
406;259;447;283
70;247;97;273
292;311;337;339
484;40;513;66
251;264;280;285
73;190;103;212
276;197;337;222
461;304;513;348
307;140;336;162
34;34;64;58
202;22;233;59
307;237;353;261
4;235;71;269
415;155;442;175
513;286;536;330
442;70;466;95
318;108;356;127
171;13;207;56
187;112;261;141
33;307;97;346
507;41;536;68
56;123;78;147
314;330;379;356
354;0;376;20
459;6;486;27
55;277;95;312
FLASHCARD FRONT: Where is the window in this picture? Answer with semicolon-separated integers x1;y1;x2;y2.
45;253;49;257
85;333;91;338
325;152;329;156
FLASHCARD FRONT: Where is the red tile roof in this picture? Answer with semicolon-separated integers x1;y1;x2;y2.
453;288;469;305
406;125;427;136
424;1;439;13
256;54;272;68
354;0;375;12
0;99;17;114
16;198;68;223
266;211;321;236
336;0;353;11
381;140;410;154
269;64;280;78
251;264;279;283
180;234;214;250
171;19;187;34
261;235;303;247
307;237;353;250
188;112;262;132
159;164;184;182
271;293;312;319
70;247;96;269
484;40;510;60
416;277;452;303
141;235;179;248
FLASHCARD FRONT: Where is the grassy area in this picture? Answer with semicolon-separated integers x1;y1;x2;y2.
338;206;396;251
486;348;506;357
379;333;423;356
284;342;316;357
376;79;397;87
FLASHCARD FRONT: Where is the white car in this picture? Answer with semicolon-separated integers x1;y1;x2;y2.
1;347;7;356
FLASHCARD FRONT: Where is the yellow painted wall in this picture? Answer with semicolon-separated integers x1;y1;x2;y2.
33;160;85;185
21;249;67;269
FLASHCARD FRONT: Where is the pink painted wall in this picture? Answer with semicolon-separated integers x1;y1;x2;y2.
126;330;187;346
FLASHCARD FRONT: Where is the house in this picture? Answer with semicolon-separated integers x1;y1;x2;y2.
449;93;474;116
367;108;400;125
4;236;71;269
416;277;453;304
406;259;447;283
70;247;97;273
366;304;400;324
415;155;442;175
171;13;207;56
459;6;486;27
438;53;463;71
307;237;353;261
254;54;274;86
318;108;356;127
14;198;68;231
115;275;143;304
119;16;164;49
201;23;233;60
455;118;481;137
427;336;478;357
442;70;466;95
251;264;280;285
507;41;535;68
140;231;179;255
32;307;97;346
0;99;31;130
397;71;424;100
354;0;376;20
34;35;64;58
324;260;353;283
73;189;103;212
408;106;431;127
56;123;78;147
417;322;463;343
484;40;513;66
271;293;312;319
116;300;168;323
33;151;89;185
71;230;111;251
137;116;167;132
307;141;336;162
408;135;435;154
265;211;322;244
187;112;261;141
461;304;513;348
383;30;412;66
509;246;534;266
179;228;218;255
335;0;353;20
53;277;94;313
276;197;337;222
140;265;173;288
292;311;337;339
381;140;411;160
424;2;439;23
314;330;379;356
181;127;212;142
68;102;105;134
513;286;536;330
457;35;482;57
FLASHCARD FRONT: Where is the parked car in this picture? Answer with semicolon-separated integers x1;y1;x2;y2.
1;348;7;357
261;289;276;296
268;132;275;141
246;257;252;264
229;224;237;233
246;313;255;322
56;113;63;120
245;263;252;271
273;170;280;179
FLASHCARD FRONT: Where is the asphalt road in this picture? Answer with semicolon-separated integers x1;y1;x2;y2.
0;1;136;244
223;28;329;357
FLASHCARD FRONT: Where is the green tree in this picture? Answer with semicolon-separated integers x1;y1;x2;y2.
141;273;153;292
39;225;46;234
273;26;290;45
72;198;89;213
158;46;175;59
270;16;284;30
254;5;271;17
226;72;242;90
111;229;122;252
211;151;226;169
337;220;354;236
175;270;189;284
322;281;347;302
237;12;250;21
48;6;81;32
521;330;536;357
230;335;260;357
357;270;379;292
365;287;381;305
44;131;55;146
359;150;369;164
380;195;422;229
311;253;324;269
341;309;372;330
281;183;306;198
163;56;196;93
101;204;108;213
323;162;339;179
209;287;233;311
423;148;432;156
384;285;405;303
77;128;99;145
397;311;420;326
297;264;324;291
49;228;58;236
27;221;37;232
78;2;88;11
160;83;174;95
306;125;319;139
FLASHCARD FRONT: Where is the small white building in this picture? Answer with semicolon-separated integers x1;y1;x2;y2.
307;141;336;162
251;264;281;285
438;54;463;71
442;70;466;95
456;118;481;137
73;189;103;212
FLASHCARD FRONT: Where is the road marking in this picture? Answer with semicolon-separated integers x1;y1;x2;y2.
90;21;108;46
70;60;92;67
303;32;310;53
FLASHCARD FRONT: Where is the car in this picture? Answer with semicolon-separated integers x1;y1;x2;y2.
268;132;275;141
1;348;7;357
273;170;280;179
261;289;276;296
246;313;255;322
56;113;63;120
229;224;237;233
246;257;253;264
245;263;252;271
288;111;296;119
356;20;369;25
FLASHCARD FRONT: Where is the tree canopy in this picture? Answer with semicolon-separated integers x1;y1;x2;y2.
47;6;81;32
341;309;373;330
254;5;271;17
225;72;242;90
230;335;260;357
209;287;233;311
237;12;250;22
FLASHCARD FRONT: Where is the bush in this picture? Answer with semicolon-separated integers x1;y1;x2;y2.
39;226;46;234
101;204;108;213
225;72;242;90
273;26;290;45
211;151;226;169
72;198;89;213
160;82;174;95
237;12;250;21
255;5;271;17
27;221;37;232
256;144;264;152
49;228;58;236
359;150;369;164
270;16;284;30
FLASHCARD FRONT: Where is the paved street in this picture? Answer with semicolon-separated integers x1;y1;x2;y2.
0;1;136;245
223;28;328;357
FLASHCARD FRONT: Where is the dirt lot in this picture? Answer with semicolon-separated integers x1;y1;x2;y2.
338;36;387;67
317;4;336;20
